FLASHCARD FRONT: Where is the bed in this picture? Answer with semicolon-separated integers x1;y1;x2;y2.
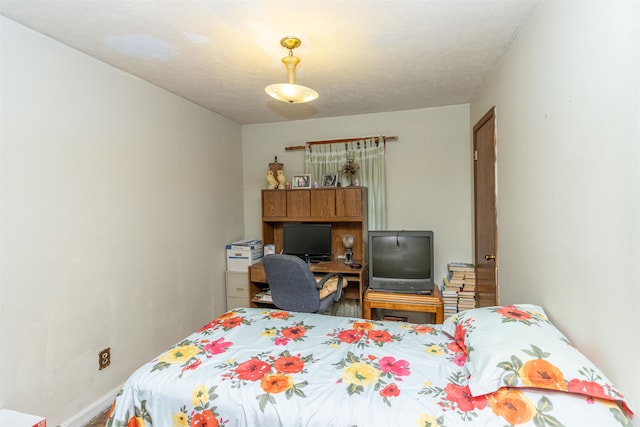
106;304;634;426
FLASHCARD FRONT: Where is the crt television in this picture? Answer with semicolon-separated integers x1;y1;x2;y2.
282;223;332;261
368;230;434;294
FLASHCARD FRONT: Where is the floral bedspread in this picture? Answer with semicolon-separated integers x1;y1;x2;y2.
107;308;630;427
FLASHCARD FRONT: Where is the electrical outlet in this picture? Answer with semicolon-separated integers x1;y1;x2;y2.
99;347;111;370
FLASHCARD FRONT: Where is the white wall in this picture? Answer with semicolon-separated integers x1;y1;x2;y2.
0;17;245;425
471;0;639;413
242;105;473;289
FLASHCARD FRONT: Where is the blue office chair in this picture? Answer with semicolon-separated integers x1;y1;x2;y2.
263;254;344;314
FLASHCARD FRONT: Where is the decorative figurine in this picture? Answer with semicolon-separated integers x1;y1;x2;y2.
266;156;285;189
276;170;286;189
265;170;279;189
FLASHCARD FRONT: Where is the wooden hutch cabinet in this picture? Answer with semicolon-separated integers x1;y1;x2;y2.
250;187;368;315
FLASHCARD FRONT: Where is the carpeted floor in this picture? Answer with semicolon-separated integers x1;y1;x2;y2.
83;408;109;427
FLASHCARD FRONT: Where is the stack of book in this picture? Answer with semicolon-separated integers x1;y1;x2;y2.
442;262;476;317
448;262;476;313
442;275;462;319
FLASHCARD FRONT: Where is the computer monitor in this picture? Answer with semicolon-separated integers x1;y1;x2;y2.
282;223;332;261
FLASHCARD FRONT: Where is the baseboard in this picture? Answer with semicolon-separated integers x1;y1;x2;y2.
58;385;121;427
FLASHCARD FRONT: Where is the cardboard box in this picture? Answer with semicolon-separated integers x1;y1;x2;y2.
0;409;46;427
226;239;263;272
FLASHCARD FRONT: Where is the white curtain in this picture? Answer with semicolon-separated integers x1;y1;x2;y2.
304;137;387;230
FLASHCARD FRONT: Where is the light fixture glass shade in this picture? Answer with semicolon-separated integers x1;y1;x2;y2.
266;36;319;104
265;83;319;104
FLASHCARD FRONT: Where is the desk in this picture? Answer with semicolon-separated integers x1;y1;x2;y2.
363;286;444;324
248;259;367;317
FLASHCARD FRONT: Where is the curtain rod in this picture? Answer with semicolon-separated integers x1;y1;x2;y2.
284;135;398;151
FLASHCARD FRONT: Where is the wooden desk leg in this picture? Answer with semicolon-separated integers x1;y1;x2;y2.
363;300;372;319
435;305;444;324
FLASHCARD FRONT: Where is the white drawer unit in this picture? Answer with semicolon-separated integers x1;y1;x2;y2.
225;270;249;310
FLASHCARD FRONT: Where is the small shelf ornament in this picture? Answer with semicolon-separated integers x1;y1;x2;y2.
342;234;354;264
340;159;360;186
266;156;286;189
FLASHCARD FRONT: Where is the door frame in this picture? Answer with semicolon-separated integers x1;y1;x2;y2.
472;107;498;306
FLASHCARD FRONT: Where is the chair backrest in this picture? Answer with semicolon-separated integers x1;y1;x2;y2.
263;254;321;312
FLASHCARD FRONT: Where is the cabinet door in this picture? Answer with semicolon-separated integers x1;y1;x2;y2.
287;190;310;217
262;190;287;217
310;189;336;217
336;188;364;217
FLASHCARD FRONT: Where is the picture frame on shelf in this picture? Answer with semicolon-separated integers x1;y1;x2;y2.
292;174;311;189
322;174;338;187
264;244;276;256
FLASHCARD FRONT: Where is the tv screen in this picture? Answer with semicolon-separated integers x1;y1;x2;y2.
368;230;434;294
282;223;332;261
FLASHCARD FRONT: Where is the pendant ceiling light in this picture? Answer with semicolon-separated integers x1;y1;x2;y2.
265;36;319;104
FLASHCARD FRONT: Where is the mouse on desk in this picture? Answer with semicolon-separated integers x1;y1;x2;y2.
349;263;362;269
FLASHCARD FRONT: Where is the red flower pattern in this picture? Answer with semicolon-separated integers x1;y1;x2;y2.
282;326;307;340
412;324;434;334
379;356;410;376
496;305;532;321
380;383;400;398
235;358;271;381
221;316;243;328
203;337;232;355
190;409;219;427
568;379;605;398
338;329;365;343
274;336;290;346
198;321;216;332
274;355;304;374
453;324;468;353
367;329;392;343
269;311;291;319
181;358;202;374
444;383;488;412
452;353;466;367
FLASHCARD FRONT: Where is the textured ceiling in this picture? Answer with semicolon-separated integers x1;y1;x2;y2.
0;0;539;124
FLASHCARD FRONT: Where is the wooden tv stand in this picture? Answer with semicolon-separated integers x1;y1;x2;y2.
363;286;444;324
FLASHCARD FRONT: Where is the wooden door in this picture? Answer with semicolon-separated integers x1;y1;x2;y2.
473;107;498;307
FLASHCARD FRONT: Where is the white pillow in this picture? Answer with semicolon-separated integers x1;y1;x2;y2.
442;304;634;417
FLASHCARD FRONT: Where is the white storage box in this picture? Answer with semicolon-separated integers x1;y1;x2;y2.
0;409;46;427
226;239;263;272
